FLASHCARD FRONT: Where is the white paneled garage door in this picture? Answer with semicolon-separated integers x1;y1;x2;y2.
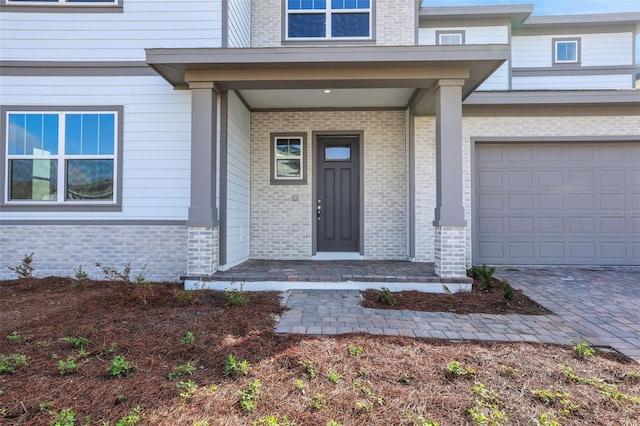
474;142;640;265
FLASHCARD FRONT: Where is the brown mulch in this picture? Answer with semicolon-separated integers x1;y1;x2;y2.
1;277;638;425
361;276;551;315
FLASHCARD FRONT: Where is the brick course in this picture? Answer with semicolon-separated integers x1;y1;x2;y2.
0;225;187;281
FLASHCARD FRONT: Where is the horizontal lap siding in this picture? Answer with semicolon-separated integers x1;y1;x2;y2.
418;26;509;45
512;74;632;90
227;0;251;48
0;0;223;61
0;75;191;221
225;92;251;268
512;32;634;68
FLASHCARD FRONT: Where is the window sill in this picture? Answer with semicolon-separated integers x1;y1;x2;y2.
0;203;122;212
0;5;123;13
282;39;376;47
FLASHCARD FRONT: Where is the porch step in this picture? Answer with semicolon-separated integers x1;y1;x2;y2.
183;279;471;293
181;259;471;293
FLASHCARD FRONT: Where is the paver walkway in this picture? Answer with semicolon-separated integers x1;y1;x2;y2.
275;267;640;361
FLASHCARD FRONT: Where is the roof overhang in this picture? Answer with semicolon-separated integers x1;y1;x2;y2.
419;4;533;25
465;89;640;106
146;45;508;112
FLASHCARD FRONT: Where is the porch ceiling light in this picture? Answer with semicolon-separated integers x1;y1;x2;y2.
323;89;332;94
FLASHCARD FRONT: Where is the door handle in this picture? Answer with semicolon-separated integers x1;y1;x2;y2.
317;200;322;220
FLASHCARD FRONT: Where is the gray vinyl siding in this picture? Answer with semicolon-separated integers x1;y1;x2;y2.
228;0;251;48
0;0;223;61
224;91;251;268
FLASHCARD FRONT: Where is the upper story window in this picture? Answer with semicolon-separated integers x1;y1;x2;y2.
286;0;371;40
3;109;121;208
5;0;119;4
437;31;465;45
554;39;580;64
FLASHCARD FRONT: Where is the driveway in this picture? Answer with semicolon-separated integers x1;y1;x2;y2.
496;266;640;361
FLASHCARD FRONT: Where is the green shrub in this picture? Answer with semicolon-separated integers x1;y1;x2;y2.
470;264;495;290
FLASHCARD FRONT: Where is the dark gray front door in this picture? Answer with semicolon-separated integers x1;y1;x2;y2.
317;136;360;252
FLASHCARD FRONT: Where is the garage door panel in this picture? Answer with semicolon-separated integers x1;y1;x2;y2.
600;217;627;234
599;170;626;186
538;194;564;210
600;243;627;259
475;142;639;265
538;242;564;259
539;217;564;233
508;194;533;209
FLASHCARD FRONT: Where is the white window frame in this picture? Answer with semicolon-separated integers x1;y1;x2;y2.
437;31;464;46
5;0;119;5
553;39;580;64
4;109;119;206
285;1;372;41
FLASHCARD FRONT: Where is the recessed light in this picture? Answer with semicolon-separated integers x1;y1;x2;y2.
323;89;332;94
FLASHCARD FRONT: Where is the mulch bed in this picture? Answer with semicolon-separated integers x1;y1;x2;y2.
361;276;551;315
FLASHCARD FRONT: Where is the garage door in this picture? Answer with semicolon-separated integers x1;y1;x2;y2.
474;143;640;265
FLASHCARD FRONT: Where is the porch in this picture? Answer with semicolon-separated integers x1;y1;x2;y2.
183;259;472;292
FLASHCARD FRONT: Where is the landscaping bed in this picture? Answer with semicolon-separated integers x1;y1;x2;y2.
1;276;638;425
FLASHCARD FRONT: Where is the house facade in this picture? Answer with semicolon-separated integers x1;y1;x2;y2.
1;0;638;282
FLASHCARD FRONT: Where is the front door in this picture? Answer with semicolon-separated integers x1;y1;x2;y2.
316;135;360;252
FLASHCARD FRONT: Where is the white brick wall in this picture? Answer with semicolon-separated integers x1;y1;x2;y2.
434;226;466;277
250;110;407;260
251;0;416;47
414;113;640;267
0;225;186;282
187;227;219;276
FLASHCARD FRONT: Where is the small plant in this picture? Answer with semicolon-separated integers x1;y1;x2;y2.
132;264;149;284
326;422;342;426
225;283;250;306
499;365;518;378
107;355;133;377
252;414;296;426
348;344;364;356
115;407;143;426
469;383;507;426
96;262;132;282
446;361;475;378
531;388;580;416
8;252;35;279
173;290;193;305
6;331;22;343
238;379;261;412
327;369;341;384
502;279;514;303
57;356;81;376
376;286;396;305
559;365;601;385
294;379;305;393
224;353;250;377
299;360;318;379
310;393;327;411
49;408;76;426
61;336;89;349
399;373;413;384
470;264;495;290
168;361;195;381
355;400;374;414
0;353;27;374
177;380;198;403
101;342;119;355
536;411;561;426
406;413;440;426
573;342;596;358
72;266;89;283
598;383;639;406
181;331;195;346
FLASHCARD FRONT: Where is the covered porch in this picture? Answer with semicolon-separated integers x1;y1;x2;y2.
184;259;471;292
146;45;508;286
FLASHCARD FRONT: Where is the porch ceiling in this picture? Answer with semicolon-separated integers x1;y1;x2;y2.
146;45;508;113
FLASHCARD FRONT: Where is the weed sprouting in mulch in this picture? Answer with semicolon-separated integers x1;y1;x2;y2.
1;276;638;425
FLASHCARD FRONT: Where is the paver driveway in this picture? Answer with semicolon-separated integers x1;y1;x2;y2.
496;266;640;361
276;266;640;361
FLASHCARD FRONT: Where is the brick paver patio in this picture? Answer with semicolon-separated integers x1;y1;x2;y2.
275;267;640;361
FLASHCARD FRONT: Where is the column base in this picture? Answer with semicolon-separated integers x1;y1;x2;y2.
187;226;219;276
434;225;466;278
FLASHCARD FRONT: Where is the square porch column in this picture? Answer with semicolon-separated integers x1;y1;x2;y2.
187;82;219;276
433;79;466;278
